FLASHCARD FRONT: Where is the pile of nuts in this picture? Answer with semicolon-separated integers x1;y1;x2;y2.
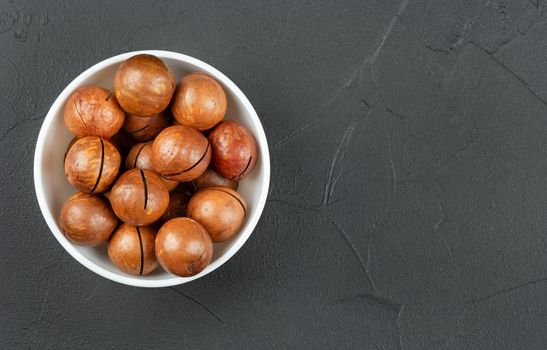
59;54;258;277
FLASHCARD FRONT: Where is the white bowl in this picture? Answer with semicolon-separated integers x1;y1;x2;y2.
33;50;270;288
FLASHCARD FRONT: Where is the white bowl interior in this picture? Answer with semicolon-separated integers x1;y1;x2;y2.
34;51;270;287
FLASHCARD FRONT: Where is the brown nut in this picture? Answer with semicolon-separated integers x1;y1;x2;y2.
64;136;121;193
188;168;238;193
155;217;213;277
151;125;211;182
59;192;118;246
63;137;79;163
64;86;125;138
114;54;175;117
108;223;158;276
208;120;258;180
159;187;190;223
122;111;170;141
187;187;247;242
109;169;169;226
125;142;178;191
171;72;227;130
110;131;136;157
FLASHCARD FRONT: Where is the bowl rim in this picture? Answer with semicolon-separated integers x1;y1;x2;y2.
33;50;270;288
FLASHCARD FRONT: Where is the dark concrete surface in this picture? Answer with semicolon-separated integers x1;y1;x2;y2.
2;0;547;349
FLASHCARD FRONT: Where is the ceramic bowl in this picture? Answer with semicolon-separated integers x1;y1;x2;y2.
34;50;270;287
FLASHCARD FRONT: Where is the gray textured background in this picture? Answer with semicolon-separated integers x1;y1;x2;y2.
2;0;547;349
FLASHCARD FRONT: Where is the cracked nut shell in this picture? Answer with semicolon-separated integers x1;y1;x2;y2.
114;54;175;117
187;186;247;242
125;142;178;191
171;72;227;130
122;111;170;141
159;187;190;224
208;120;258;181
64;85;125;138
109;168;169;226
64;137;79;163
151;125;211;182
155;217;213;277
59;192;118;246
189;168;238;193
110;131;136;157
108;223;158;276
64;136;121;193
